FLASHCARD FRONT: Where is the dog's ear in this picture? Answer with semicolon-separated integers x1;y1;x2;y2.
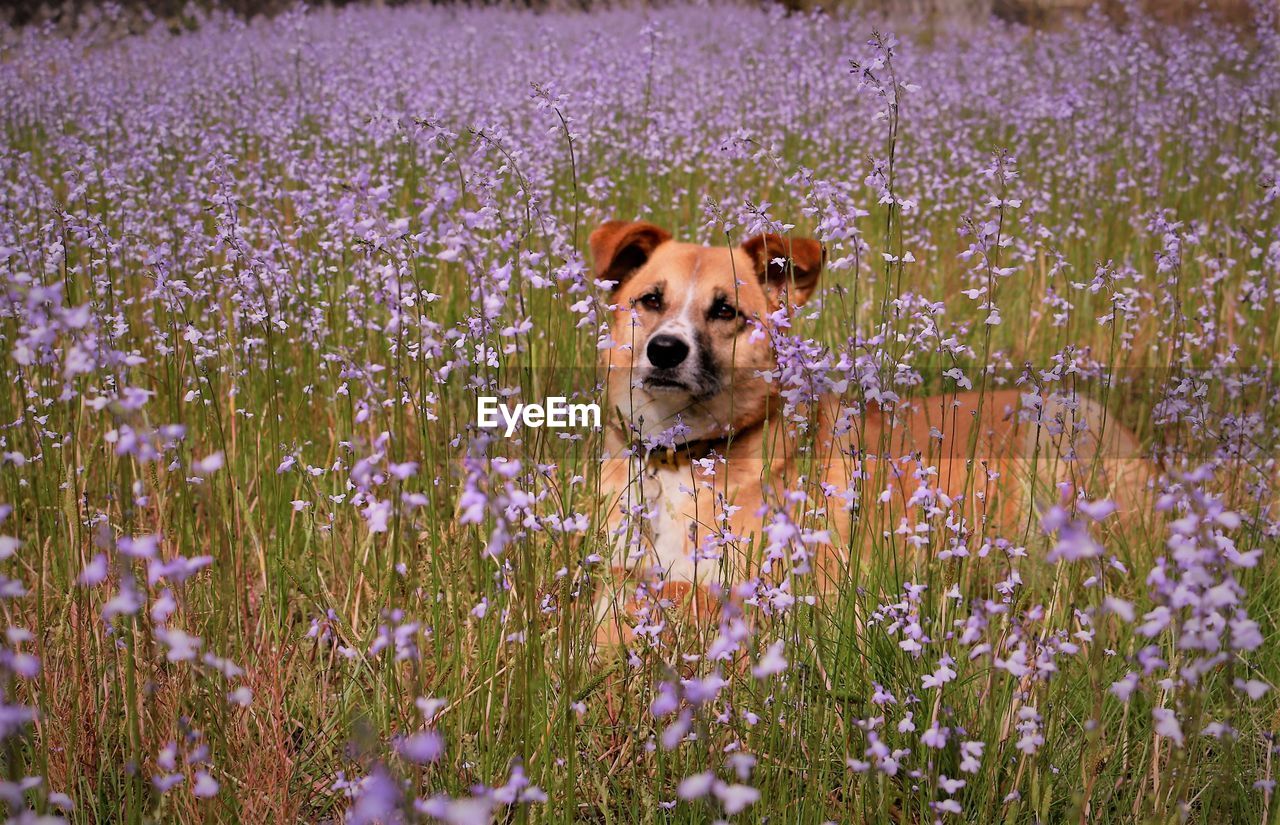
590;220;672;291
741;233;826;306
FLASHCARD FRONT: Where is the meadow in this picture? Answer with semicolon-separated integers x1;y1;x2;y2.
1;2;1279;822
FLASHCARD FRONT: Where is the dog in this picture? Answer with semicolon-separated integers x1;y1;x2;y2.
590;219;1151;647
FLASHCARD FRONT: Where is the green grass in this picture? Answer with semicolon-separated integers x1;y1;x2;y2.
1;5;1278;823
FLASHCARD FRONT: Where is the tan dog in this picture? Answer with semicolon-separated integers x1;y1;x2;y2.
590;220;1150;646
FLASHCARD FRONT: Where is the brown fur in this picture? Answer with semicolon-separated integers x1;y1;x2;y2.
590;220;1151;647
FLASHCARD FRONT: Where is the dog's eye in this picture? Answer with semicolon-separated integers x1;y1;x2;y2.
709;300;739;321
639;293;663;311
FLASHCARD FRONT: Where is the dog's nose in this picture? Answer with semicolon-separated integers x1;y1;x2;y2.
647;334;690;369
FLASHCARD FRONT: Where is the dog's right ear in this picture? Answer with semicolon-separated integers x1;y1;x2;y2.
589;220;671;292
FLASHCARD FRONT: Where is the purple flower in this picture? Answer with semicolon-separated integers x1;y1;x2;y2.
1153;708;1185;747
713;782;760;815
751;641;787;679
397;731;444;764
192;452;225;475
193;771;219;798
676;772;714;800
78;554;109;587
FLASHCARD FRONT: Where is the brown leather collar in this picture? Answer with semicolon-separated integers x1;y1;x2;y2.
647;436;730;470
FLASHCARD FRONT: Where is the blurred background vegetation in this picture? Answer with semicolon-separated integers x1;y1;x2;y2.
2;0;1265;32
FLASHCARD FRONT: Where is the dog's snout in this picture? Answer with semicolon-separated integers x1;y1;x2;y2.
647;334;690;369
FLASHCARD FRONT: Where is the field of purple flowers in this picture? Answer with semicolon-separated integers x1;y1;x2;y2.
1;2;1279;822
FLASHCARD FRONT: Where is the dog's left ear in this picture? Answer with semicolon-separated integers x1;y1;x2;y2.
590;220;672;291
741;233;826;306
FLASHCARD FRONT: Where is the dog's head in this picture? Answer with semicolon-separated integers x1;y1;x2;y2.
592;220;825;444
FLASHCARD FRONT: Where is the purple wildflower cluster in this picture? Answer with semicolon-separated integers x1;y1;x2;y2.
0;2;1277;821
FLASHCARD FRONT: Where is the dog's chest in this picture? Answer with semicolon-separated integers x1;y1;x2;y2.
619;462;706;582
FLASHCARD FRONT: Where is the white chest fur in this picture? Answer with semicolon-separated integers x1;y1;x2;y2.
612;459;711;584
